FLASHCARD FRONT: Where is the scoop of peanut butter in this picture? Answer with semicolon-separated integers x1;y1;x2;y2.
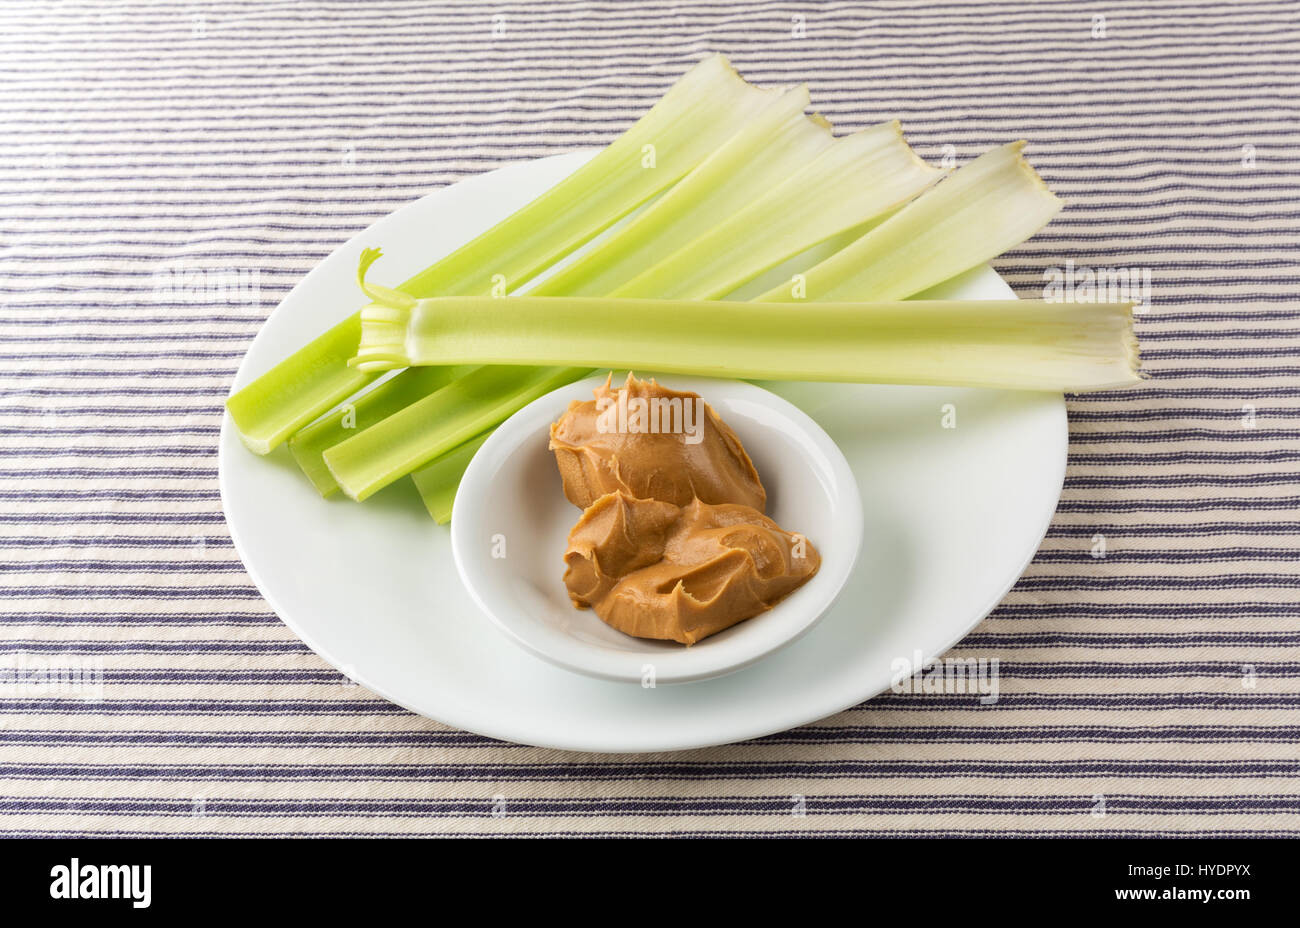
564;491;821;645
549;373;766;511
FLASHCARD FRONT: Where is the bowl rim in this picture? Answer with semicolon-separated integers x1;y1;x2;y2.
450;373;864;684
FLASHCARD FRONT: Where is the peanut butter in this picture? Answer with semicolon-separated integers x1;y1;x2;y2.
549;373;766;511
563;491;821;645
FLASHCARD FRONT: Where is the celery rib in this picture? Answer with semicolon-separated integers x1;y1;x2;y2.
532;99;846;299
225;54;785;453
756;141;1061;302
322;366;586;502
397;141;1072;515
347;295;1142;391
331;124;938;501
358;140;1054;375
287;365;478;497
293;107;926;497
611;120;943;301
411;431;491;523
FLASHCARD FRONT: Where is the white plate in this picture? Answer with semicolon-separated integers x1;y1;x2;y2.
451;375;864;684
219;151;1067;753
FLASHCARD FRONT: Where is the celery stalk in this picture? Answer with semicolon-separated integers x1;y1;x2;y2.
527;87;827;298
610;121;942;300
226;54;787;453
287;365;478;496
322;365;585;502
358;139;1054;375
298;106;915;496
355;122;938;372
287;90;818;493
411;431;490;523
400;145;1068;515
348;295;1141;391
335;123;937;500
532;115;940;299
756;141;1061;302
398;121;928;517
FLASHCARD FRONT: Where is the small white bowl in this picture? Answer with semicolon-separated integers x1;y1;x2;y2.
450;374;863;684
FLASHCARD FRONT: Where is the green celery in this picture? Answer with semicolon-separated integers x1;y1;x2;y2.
610;121;943;300
337;124;937;500
397;145;1066;517
287;89;821;494
395;140;1076;512
756;141;1061;302
287;365;478;496
357;123;941;373
322;365;585;502
400;119;935;518
530;110;911;298
226;54;788;453
400;128;943;514
345;295;1141;391
359;140;1054;375
393;141;1071;513
411;431;490;523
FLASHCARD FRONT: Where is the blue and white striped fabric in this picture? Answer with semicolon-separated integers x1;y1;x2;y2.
1;0;1298;836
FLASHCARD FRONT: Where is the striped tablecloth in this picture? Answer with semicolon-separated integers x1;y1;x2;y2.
2;0;1297;837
